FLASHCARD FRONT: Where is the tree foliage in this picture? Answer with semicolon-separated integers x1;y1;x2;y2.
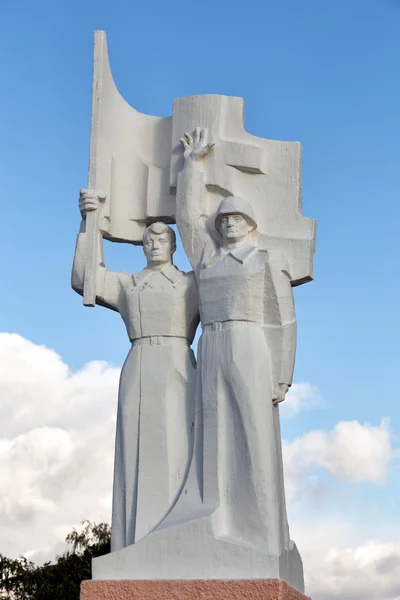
0;521;110;600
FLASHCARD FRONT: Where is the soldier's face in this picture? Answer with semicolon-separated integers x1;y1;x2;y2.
143;232;172;265
220;213;251;242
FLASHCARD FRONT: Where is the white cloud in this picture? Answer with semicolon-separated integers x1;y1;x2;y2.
307;537;400;600
283;418;394;505
0;333;119;559
281;382;324;418
1;333;400;600
290;516;400;600
0;427;73;520
314;540;400;599
0;333;119;437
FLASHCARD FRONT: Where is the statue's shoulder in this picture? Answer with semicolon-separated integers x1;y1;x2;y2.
129;268;149;287
160;265;196;288
260;247;291;278
181;268;195;278
106;269;131;284
177;267;197;285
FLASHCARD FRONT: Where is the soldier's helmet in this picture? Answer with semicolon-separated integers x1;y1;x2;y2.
214;196;257;232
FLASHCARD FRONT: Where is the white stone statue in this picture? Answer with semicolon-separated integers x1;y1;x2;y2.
175;126;295;552
72;191;199;550
75;31;316;595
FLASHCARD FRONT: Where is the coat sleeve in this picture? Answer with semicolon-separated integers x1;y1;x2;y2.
263;251;297;400
72;231;123;312
176;159;213;271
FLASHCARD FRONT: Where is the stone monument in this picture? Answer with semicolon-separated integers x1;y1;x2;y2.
74;30;316;600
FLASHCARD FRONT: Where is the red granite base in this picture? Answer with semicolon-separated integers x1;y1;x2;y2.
80;579;310;600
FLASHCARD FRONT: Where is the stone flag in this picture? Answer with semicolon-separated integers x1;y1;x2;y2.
81;30;315;305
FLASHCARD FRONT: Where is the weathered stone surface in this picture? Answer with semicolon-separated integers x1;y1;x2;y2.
72;216;199;550
73;30;317;596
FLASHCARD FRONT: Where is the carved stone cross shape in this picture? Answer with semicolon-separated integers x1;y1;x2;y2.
170;95;268;189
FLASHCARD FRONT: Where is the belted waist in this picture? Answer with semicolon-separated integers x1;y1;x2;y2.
131;336;190;347
203;320;259;332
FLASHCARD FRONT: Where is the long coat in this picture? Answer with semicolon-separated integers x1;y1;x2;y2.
195;243;295;554
95;265;199;551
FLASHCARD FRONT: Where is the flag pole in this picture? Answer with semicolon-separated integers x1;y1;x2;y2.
83;30;106;306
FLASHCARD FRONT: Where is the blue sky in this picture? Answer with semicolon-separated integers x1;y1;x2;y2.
1;1;400;597
1;0;399;426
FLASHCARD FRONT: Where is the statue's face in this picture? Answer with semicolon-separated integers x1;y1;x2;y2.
143;232;172;265
220;213;252;243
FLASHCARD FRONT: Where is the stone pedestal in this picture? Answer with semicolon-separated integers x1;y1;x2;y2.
92;517;304;591
80;579;311;600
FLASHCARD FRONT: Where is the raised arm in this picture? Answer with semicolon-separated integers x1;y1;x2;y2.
176;127;215;269
71;190;122;312
263;252;297;404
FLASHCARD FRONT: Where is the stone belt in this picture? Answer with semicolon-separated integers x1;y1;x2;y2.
131;336;190;347
203;320;259;332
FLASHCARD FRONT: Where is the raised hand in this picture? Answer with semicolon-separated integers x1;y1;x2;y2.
180;127;215;161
